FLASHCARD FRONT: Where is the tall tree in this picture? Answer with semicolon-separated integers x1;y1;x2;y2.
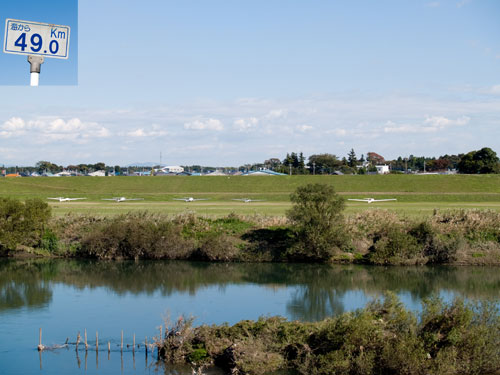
347;149;357;168
298;152;306;174
287;184;347;261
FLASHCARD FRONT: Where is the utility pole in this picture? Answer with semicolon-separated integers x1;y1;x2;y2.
313;161;316;175
289;163;292;176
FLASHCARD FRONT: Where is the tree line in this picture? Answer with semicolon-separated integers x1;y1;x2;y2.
256;147;499;175
1;147;498;176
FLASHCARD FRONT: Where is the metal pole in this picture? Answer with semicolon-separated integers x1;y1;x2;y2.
30;73;40;86
28;55;44;87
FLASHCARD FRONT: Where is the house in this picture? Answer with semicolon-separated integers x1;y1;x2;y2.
375;165;390;174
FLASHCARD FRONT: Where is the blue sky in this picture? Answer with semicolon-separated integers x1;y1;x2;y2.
0;0;499;166
0;0;78;85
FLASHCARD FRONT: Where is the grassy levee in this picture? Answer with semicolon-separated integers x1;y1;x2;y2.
1;174;499;216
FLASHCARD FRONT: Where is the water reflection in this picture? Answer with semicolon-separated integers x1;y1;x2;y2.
1;258;499;321
0;259;52;311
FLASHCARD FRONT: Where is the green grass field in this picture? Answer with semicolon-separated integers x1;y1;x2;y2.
1;174;499;217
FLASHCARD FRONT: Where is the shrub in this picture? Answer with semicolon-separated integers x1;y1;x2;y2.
0;198;51;252
287;184;348;261
369;226;423;265
40;229;59;253
157;294;500;375
193;232;240;261
79;213;194;260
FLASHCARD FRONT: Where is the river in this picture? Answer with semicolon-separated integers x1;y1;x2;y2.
1;258;499;374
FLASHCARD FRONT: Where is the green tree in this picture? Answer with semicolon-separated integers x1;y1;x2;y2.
347;148;357;168
35;161;61;174
287;184;347;261
298;152;306;174
93;162;106;171
307;154;340;174
458;147;500;174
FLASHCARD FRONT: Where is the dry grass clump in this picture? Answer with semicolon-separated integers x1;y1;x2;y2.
343;209;500;265
430;209;500;239
347;209;405;238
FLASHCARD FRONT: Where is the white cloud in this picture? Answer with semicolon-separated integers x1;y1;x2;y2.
426;2;440;7
126;125;168;138
0;116;111;141
424;115;470;128
0;117;27;138
3;117;26;131
233;117;259;131
184;118;224;131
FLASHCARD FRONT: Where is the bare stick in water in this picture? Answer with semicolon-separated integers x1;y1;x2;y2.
84;328;88;351
37;327;44;351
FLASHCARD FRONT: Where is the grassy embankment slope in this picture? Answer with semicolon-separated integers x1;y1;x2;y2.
1;174;499;216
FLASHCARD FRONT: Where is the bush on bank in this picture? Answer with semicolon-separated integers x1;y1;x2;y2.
0;198;51;253
156;294;500;375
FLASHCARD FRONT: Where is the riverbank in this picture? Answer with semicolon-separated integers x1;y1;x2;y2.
2;209;497;266
156;293;500;375
1;196;499;265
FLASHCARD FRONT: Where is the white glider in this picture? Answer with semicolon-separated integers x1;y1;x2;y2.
47;197;86;202
173;197;210;202
232;198;265;203
347;198;397;203
101;197;144;202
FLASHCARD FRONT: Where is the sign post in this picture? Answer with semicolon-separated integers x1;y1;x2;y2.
3;19;71;86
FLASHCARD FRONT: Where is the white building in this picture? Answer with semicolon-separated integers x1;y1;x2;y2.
375;165;390;174
160;166;184;173
88;170;106;177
